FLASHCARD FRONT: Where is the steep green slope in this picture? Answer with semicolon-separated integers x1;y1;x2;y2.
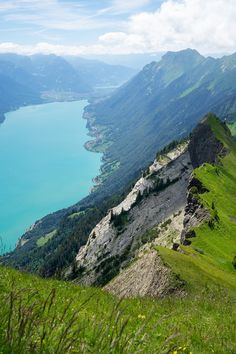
158;115;236;294
228;120;236;137
0;263;235;353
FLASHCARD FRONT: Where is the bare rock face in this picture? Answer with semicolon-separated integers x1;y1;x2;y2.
181;177;211;245
188;115;228;168
75;143;192;286
181;115;229;245
74;115;229;295
104;250;185;298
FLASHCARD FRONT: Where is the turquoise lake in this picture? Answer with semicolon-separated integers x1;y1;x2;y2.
0;100;101;252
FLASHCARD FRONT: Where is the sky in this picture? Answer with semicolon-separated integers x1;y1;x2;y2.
0;0;235;57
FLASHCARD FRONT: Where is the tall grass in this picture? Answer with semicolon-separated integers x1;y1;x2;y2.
0;277;149;353
0;267;236;354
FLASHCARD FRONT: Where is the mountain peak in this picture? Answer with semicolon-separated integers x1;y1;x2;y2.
162;48;204;62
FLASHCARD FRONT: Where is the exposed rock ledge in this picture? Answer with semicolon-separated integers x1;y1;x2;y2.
188;115;228;168
104;250;185;298
74;115;229;295
75;142;191;286
181;177;211;245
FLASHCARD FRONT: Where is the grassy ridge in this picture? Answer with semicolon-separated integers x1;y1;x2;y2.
159;116;236;291
228;121;236;137
0;265;235;353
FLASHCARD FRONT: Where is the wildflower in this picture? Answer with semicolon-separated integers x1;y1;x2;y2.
138;314;146;320
173;351;178;354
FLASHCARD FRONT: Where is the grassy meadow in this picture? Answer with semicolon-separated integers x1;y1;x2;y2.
0;265;235;354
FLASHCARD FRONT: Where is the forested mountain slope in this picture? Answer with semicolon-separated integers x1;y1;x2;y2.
85;50;236;199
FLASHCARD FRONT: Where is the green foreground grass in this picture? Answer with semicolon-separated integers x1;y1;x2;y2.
0;265;235;354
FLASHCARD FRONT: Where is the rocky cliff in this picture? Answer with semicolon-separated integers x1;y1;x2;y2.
188;115;228;168
74;142;191;286
72;114;231;298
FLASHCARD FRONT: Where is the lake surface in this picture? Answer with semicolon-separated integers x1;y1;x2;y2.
0;100;101;252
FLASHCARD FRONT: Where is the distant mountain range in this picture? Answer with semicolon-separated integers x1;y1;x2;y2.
0;53;136;122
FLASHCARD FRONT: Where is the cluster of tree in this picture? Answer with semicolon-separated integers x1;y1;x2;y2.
3;194;125;278
95;244;131;286
110;208;129;230
152;176;179;194
156;138;188;160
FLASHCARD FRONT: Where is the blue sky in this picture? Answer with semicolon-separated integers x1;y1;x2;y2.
0;0;162;44
0;0;235;56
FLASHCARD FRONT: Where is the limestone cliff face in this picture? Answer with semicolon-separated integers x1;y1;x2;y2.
180;177;210;245
104;250;186;298
73;115;229;296
75;143;192;286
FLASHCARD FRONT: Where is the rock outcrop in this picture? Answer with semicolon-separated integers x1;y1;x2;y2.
73;114;230;296
181;115;229;245
104;250;185;298
188;115;228;168
180;177;210;245
75;143;192;286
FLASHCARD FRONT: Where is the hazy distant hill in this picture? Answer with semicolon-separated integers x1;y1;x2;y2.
65;56;137;88
0;53;136;122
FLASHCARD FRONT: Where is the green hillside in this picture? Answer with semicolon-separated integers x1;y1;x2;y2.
158;115;236;294
228;120;236;137
0;263;235;354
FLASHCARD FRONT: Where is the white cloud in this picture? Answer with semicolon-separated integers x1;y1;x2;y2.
0;0;235;56
99;0;236;54
98;32;146;54
0;42;112;56
124;0;236;53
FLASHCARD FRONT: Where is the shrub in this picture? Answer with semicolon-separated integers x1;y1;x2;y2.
232;255;236;269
